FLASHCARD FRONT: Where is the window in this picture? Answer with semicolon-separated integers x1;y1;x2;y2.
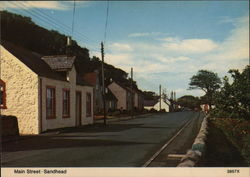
46;86;56;119
86;93;92;117
0;79;7;109
62;89;70;118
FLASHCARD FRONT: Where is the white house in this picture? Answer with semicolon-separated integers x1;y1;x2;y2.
144;97;170;112
0;41;94;134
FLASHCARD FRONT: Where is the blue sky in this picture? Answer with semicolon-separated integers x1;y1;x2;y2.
1;1;249;98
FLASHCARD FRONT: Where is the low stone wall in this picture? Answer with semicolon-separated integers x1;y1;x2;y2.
177;114;209;167
1;115;19;136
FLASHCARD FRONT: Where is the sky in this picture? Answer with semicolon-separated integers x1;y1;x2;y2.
1;1;249;98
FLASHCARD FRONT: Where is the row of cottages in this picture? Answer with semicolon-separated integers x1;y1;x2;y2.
144;96;171;112
108;81;144;111
0;41;94;135
83;72;118;114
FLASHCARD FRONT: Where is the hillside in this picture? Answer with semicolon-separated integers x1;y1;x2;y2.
1;10;138;89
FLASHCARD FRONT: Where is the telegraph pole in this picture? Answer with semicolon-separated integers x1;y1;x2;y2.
159;85;161;111
130;68;134;118
101;42;107;125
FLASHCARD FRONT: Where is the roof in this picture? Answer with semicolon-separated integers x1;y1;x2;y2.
143;100;158;107
41;55;75;71
76;75;93;87
83;72;98;86
109;81;134;93
1;41;66;81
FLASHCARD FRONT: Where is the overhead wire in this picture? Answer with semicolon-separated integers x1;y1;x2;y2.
8;1;100;52
17;1;99;49
71;0;76;37
103;0;110;45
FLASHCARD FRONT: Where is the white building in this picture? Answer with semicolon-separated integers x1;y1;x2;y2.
0;41;94;134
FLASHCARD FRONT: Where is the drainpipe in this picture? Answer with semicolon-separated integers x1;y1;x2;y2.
39;78;43;133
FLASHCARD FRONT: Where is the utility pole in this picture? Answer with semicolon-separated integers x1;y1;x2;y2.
159;85;161;111
130;68;134;118
101;42;107;125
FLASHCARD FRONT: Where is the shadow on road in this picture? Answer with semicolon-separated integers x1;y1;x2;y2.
2;136;154;152
2;123;155;153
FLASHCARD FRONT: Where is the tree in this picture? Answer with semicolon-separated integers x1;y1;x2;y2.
177;95;200;110
212;65;250;120
143;91;158;100
189;70;221;109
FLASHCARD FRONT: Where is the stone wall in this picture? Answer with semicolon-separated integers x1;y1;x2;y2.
177;115;209;167
1;46;39;134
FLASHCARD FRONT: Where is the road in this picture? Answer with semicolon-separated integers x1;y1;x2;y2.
1;111;204;167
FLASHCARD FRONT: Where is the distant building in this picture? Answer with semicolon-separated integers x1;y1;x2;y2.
1;41;94;134
144;97;170;112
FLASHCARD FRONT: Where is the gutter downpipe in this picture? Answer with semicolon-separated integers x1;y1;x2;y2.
39;77;43;133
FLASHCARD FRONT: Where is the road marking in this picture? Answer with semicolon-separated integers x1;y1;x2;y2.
142;116;194;167
167;154;186;159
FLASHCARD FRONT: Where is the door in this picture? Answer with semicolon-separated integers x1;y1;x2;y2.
76;91;82;126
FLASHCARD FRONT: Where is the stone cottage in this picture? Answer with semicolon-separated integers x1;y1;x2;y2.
0;41;94;134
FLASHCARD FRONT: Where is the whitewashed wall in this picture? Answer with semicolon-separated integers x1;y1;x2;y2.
1;46;39;134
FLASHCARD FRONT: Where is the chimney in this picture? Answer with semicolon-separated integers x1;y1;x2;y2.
66;36;72;56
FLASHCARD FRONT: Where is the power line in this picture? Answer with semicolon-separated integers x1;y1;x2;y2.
71;0;76;37
104;0;109;44
17;1;98;46
8;1;100;52
16;1;98;44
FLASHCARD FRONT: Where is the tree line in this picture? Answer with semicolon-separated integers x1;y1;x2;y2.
0;10;138;89
180;66;249;120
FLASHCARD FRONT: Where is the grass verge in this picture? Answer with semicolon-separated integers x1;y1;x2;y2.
203;118;249;167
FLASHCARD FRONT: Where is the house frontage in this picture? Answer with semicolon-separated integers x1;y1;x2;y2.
108;81;133;111
0;41;94;135
133;89;144;111
83;71;103;114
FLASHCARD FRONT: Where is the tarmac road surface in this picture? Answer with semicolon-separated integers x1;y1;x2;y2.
2;111;204;167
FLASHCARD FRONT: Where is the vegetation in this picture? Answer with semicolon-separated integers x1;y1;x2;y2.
189;70;221;108
177;95;200;110
212;65;250;120
143;91;158;100
0;10;136;88
206;66;250;166
204;119;249;167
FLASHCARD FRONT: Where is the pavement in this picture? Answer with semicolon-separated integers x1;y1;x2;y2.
1;111;203;167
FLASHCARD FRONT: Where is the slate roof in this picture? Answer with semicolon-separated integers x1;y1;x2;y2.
143;100;158;107
109;81;133;93
41;55;75;71
1;41;66;81
1;41;92;87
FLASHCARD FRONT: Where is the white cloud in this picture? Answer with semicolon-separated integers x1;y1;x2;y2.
92;14;248;97
162;38;218;53
212;15;249;61
128;32;168;38
109;43;133;52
